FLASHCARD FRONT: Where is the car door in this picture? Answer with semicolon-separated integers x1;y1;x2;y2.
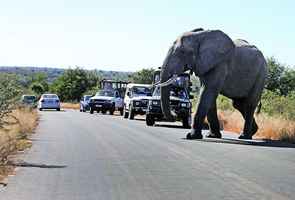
114;91;123;108
124;88;131;109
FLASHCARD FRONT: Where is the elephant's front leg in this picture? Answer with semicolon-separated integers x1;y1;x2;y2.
187;63;227;140
186;88;219;139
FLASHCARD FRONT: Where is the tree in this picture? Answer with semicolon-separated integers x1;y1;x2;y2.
130;68;155;84
28;73;49;95
50;67;100;101
30;83;45;95
265;57;295;95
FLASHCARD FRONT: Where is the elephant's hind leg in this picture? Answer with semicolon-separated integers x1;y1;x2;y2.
232;99;258;139
206;101;222;138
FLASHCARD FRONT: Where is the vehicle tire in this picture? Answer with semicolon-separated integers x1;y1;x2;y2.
119;108;124;116
182;116;191;129
57;108;60;111
128;105;134;120
102;109;106;114
146;114;155;126
109;109;115;115
90;108;94;114
39;108;42;111
123;105;128;119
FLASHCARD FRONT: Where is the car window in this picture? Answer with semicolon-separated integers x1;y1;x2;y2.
170;89;187;99
43;94;58;99
153;87;160;96
132;87;152;97
23;96;36;101
152;87;187;98
97;90;115;97
85;96;91;101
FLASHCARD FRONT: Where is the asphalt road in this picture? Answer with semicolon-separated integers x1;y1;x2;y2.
1;110;295;200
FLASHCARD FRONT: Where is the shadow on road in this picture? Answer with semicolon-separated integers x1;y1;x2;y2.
39;109;66;112
5;161;67;169
155;124;188;129
183;137;295;148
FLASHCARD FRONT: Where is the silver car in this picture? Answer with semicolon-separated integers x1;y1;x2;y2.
38;94;61;111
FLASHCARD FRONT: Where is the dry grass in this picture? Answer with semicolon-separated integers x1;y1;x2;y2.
0;107;39;182
218;110;295;142
61;102;80;110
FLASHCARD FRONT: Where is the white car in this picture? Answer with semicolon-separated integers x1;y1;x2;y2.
89;90;124;115
38;94;61;111
123;84;153;119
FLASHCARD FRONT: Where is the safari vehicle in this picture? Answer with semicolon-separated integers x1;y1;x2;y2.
88;80;128;115
123;83;152;119
80;95;92;112
145;70;192;128
21;95;36;106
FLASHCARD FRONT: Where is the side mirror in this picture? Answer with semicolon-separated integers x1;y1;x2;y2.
189;94;194;99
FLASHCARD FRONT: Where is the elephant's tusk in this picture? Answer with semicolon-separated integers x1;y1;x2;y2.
153;74;178;87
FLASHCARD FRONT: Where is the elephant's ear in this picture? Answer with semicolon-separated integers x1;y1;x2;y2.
195;30;235;76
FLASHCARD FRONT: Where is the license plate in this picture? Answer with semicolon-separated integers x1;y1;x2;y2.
96;105;102;107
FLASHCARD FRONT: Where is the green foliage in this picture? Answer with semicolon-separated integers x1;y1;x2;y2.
130;68;155;84
261;90;295;120
50;67;100;101
217;95;234;111
0;73;22;127
266;57;295;95
30;82;45;95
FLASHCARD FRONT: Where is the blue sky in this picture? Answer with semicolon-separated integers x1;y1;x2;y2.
0;0;294;71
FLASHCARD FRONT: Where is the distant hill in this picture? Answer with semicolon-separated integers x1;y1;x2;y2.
0;66;132;83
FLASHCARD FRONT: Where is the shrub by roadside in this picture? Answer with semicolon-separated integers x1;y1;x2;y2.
61;102;80;110
0;106;39;182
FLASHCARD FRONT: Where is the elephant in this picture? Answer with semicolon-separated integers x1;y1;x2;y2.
160;28;267;140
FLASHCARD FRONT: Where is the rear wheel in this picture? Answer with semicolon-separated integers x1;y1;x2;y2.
182;116;191;129
56;108;60;111
119;108;124;116
146;114;155;126
39;108;42;111
90;108;94;114
109;109;115;115
102;109;106;114
128;105;134;120
123;105;128;118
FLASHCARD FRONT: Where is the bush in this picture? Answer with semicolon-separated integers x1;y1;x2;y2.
261;90;295;120
0;74;22;127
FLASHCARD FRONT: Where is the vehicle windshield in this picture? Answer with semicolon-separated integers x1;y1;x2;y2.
132;87;152;97
97;90;115;97
23;96;36;101
43;94;58;99
170;89;187;99
153;87;187;99
85;95;92;101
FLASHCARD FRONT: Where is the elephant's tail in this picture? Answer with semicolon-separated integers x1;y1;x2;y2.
256;102;262;115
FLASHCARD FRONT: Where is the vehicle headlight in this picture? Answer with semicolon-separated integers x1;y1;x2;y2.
181;103;188;107
152;100;159;105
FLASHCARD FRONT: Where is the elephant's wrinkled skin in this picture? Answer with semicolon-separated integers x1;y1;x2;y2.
160;29;267;140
